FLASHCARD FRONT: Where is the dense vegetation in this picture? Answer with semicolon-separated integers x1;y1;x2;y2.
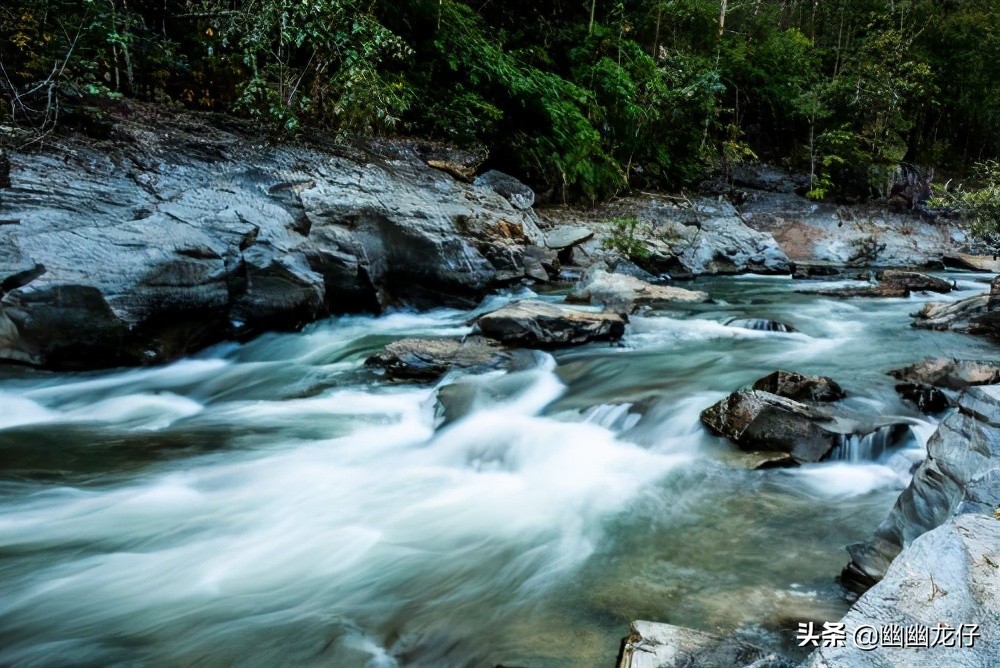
3;0;1000;203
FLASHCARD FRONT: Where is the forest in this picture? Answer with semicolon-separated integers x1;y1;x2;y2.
3;0;1000;203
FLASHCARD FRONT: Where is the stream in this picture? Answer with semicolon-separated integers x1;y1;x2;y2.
1;273;999;667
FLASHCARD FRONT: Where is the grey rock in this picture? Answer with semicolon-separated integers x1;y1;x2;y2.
842;385;1000;593
567;267;709;313
364;336;513;380
545;226;594;250
474;299;625;347
725;318;797;333
700;390;908;465
1;122;538;369
806;514;1000;668
943;253;1000;273
617;620;775;668
473;169;535;210
751;370;845;402
889;358;1000;390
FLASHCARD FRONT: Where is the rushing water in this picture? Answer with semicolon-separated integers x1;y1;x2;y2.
1;273;998;667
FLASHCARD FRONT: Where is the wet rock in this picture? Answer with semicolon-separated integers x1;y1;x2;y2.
700;390;901;464
841;384;1000;593
808;515;1000;668
911;292;992;332
365;336;512;380
567;268;709;314
2;121;539;369
473;169;535;210
475;300;626;347
617;620;778;668
751;370;845;403
894;382;951;413
889;357;1000;389
725;318;797;333
876;269;953;293
791;262;849;280
813;270;952;298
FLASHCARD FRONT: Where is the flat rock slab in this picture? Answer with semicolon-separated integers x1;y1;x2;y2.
545;226;594;249
568;269;709;313
944;253;1000;273
475;299;625;347
813;270;953;299
806;514;1000;668
364;336;512;380
890;358;1000;389
618;621;771;668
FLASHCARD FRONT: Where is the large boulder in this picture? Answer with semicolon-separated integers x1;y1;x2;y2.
889;358;1000;413
842;385;1000;593
474;300;626;347
751;370;845;403
805;514;1000;668
700;390;904;464
567;268;709;313
364;336;518;381
0;116;541;369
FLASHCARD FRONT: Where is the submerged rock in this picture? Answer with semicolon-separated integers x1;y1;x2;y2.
807;515;1000;668
364;336;514;380
725;318;797;333
700;390;902;464
751;370;845;403
842;384;1000;593
617;620;778;668
567;268;709;313
474;300;626;347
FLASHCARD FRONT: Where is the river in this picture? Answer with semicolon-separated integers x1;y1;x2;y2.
1;273;997;667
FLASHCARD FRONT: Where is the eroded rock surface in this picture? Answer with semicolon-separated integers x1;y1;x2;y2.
751;370;845;403
568;268;709;313
364;336;516;380
474;300;626;347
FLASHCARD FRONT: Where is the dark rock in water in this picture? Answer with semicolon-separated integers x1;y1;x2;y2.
475;300;625;347
751;370;845;402
813;269;952;299
617;620;784;668
841;384;1000;594
808;515;1000;668
700;390;903;464
791;262;848;280
889;357;1000;389
568;267;709;314
875;269;953;293
1;123;543;369
894;382;951;413
365;336;513;380
473;169;535;210
607;257;658;282
725;318;797;333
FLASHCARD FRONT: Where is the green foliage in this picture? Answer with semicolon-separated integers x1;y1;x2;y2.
931;161;1000;241
602;216;651;261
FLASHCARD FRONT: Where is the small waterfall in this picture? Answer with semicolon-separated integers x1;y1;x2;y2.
830;424;910;462
724;317;796;333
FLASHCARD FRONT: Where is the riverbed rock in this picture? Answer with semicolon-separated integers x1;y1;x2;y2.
0;114;543;369
617;621;776;668
890;358;1000;389
365;336;513;380
724;318;797;333
894;383;951;413
740;190;966;267
474;300;626;347
751;370;846;403
545;226;594;250
567;268;709;313
473;169;535;210
806;514;1000;668
814;270;952;299
700;390;901;464
841;384;1000;593
943;253;1000;273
